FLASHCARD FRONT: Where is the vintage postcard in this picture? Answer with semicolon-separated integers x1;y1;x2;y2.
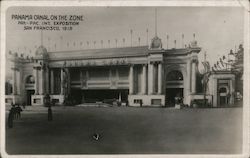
0;0;249;158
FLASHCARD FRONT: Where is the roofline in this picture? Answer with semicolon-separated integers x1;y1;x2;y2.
48;45;149;54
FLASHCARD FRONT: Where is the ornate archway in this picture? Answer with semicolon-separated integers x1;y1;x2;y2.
165;70;184;106
25;75;35;105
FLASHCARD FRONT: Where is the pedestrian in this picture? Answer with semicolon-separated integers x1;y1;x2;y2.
12;104;18;120
16;105;23;119
8;104;15;128
22;102;26;109
48;105;53;121
140;100;143;107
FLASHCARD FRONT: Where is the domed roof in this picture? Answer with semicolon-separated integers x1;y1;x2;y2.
35;45;49;59
150;36;162;49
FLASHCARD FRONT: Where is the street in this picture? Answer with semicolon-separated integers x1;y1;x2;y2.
5;106;242;154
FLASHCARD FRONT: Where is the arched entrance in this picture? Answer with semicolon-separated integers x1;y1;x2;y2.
165;70;184;107
25;75;35;105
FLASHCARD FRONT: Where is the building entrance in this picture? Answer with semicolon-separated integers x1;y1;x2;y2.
70;89;129;105
26;90;35;105
165;88;183;107
218;87;229;107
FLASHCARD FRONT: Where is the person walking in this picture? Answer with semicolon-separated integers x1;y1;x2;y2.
48;105;53;121
16;105;23;119
8;104;15;128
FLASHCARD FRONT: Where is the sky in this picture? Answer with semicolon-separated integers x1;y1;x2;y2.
5;6;244;77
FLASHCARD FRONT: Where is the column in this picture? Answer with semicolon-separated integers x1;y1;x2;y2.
16;70;20;95
129;65;134;94
12;67;17;95
60;68;64;95
184;59;191;105
230;79;235;104
45;67;49;94
40;67;44;95
141;64;147;94
187;60;191;93
191;61;196;93
158;62;162;94
34;67;39;95
148;63;154;94
66;68;71;94
213;78;218;107
50;70;54;94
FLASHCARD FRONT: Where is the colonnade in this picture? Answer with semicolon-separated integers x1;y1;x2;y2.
11;67;18;95
49;68;65;95
129;62;162;95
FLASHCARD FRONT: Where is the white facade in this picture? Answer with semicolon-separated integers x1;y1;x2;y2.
5;36;236;107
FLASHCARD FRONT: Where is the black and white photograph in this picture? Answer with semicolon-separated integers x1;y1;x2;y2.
0;1;249;157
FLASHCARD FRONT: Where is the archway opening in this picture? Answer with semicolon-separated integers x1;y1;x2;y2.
25;75;35;105
165;70;184;107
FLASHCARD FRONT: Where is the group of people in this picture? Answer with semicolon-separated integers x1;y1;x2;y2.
8;103;23;128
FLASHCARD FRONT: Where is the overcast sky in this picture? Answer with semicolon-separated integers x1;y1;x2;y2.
5;6;244;76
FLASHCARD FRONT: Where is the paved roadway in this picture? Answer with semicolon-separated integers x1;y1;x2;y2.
4;105;242;155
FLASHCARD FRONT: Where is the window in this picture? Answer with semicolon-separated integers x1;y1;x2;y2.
219;87;227;93
151;99;161;105
134;99;142;104
166;70;183;81
89;68;109;80
26;75;35;84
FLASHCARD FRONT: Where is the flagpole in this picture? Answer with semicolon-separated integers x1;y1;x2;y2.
155;8;157;36
166;34;169;49
130;29;133;47
41;30;43;46
182;34;184;48
146;28;149;46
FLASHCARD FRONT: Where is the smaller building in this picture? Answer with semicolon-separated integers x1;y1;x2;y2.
207;71;236;107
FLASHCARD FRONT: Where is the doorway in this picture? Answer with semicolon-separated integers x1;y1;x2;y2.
81;89;129;103
26;90;35;105
219;87;228;107
165;88;183;107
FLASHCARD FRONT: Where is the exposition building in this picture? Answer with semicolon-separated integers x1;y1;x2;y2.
5;35;237;107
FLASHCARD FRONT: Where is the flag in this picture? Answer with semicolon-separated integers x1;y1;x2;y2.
217;61;221;69
220;58;224;67
212;67;215;71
